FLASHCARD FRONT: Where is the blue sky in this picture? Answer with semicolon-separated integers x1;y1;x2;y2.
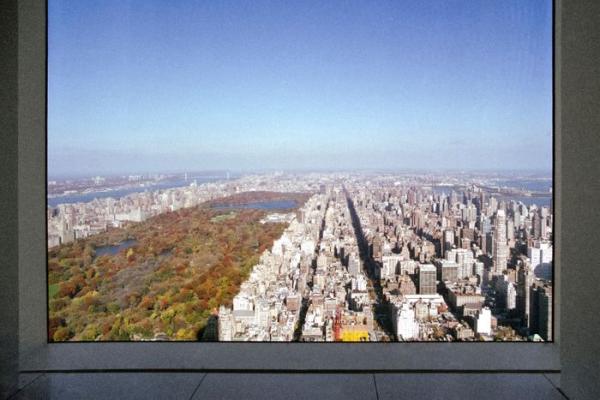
48;0;552;177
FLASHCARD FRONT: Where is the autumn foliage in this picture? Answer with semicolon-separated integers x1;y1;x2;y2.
47;192;308;341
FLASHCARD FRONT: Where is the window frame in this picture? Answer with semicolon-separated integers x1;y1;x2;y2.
18;0;561;372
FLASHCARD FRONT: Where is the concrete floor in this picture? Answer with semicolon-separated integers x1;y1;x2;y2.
8;372;566;400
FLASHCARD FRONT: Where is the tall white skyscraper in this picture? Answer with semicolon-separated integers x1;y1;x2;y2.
528;240;553;280
493;210;509;274
475;307;492;336
396;303;419;340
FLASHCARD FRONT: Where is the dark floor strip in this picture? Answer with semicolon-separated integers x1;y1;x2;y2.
20;369;561;374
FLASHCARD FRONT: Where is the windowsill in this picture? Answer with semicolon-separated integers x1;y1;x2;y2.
20;342;560;372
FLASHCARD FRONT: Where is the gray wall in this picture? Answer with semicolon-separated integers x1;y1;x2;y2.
560;1;600;399
0;0;19;398
17;0;47;361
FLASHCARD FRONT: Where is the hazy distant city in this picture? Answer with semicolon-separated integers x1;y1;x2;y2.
47;1;552;342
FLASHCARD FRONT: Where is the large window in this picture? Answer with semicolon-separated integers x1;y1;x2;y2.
46;0;553;344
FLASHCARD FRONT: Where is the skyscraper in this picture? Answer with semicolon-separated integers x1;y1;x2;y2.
443;229;455;256
533;211;542;239
517;261;534;328
529;283;553;341
528;240;553;280
538;285;553;341
475;307;492;336
493;210;509;274
418;264;437;295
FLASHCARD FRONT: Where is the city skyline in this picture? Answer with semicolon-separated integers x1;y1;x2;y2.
48;167;553;181
47;171;554;342
48;0;552;176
